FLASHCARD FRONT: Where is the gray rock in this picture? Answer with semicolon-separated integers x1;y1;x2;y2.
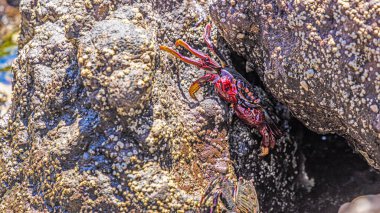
0;0;299;212
6;0;20;7
209;0;380;170
339;194;380;213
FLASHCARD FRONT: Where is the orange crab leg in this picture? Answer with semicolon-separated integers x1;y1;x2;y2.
175;39;221;69
160;45;220;72
160;24;228;73
160;45;213;70
175;39;208;59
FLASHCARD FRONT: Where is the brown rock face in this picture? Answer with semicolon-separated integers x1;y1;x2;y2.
1;0;378;212
209;0;380;170
0;0;298;212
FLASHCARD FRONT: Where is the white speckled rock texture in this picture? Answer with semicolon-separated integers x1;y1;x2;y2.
0;0;379;212
209;0;380;170
0;0;299;212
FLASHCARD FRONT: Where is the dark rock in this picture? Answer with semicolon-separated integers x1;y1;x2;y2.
6;0;19;7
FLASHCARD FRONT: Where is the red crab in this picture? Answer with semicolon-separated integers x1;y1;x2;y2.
160;24;282;157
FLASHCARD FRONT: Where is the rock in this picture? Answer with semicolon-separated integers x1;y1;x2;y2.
339;194;380;213
296;132;380;212
0;0;20;37
2;0;378;212
209;0;380;170
6;0;19;7
0;0;298;212
0;83;11;117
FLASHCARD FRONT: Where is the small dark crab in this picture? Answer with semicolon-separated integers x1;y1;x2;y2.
199;176;259;213
160;23;282;156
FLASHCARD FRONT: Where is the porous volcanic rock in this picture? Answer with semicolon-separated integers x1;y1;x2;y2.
0;0;298;212
0;84;11;117
209;0;380;170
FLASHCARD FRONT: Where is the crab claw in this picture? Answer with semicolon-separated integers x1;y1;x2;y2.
188;74;219;100
189;81;201;100
258;146;269;157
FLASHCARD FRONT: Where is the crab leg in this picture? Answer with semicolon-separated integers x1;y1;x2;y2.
175;39;209;59
258;125;274;157
160;45;216;71
200;176;221;206
233;178;240;203
237;81;261;105
189;74;219;100
175;39;221;70
210;191;222;213
203;23;227;68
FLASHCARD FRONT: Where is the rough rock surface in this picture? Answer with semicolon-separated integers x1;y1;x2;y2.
209;0;380;170
6;0;20;7
0;84;11;117
296;130;380;212
0;0;19;126
0;0;20;37
0;0;299;212
1;0;379;212
339;194;380;213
